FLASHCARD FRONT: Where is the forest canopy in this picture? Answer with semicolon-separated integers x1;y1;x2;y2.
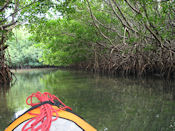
1;0;175;84
27;0;175;77
6;28;43;68
0;0;73;83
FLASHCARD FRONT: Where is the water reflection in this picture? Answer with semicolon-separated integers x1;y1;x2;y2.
0;69;175;131
0;85;15;130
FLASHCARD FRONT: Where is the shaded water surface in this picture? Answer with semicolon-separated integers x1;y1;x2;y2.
0;69;175;131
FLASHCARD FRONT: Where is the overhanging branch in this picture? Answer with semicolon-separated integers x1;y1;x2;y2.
0;0;39;24
0;0;10;12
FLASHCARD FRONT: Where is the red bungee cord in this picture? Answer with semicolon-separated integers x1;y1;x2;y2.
22;91;72;131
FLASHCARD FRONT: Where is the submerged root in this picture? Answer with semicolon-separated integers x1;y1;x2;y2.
0;66;14;84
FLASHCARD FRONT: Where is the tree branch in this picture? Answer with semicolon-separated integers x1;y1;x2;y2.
90;9;124;39
124;0;140;14
111;0;132;28
0;0;38;23
12;0;20;22
142;3;160;36
1;21;17;29
86;0;115;47
109;0;138;34
0;0;10;12
144;24;163;47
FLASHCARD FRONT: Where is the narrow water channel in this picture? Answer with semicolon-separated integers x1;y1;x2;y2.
0;69;175;131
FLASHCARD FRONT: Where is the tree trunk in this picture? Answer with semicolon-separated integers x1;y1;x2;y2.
0;32;13;84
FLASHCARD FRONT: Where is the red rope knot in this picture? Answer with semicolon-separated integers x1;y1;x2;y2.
22;91;72;131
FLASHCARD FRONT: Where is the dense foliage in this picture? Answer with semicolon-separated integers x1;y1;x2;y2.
0;0;73;83
30;19;97;66
1;0;175;83
6;28;43;68
30;0;175;77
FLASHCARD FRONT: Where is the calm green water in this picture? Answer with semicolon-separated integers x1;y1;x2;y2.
0;69;175;131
